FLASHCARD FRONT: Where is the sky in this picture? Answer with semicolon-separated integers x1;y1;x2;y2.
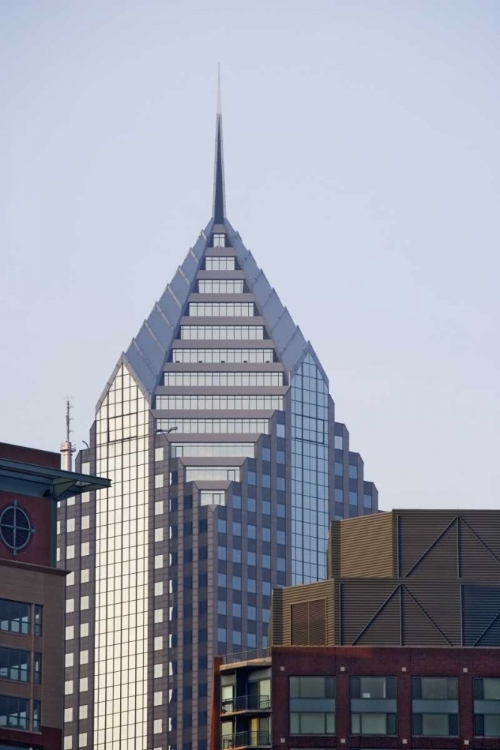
1;1;499;511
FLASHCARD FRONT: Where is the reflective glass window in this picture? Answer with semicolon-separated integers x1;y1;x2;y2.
0;695;29;729
198;279;244;293
164;370;282;386
157;395;283;411
171;348;274;364
0;600;30;635
180;325;263;340
188;302;254;317
157;418;269;435
172;444;254;458
0;647;30;682
205;256;234;270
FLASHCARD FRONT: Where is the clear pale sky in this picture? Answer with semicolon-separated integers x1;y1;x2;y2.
1;1;499;510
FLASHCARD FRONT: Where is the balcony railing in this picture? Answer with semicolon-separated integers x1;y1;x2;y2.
222;648;270;665
221;731;271;748
221;695;271;713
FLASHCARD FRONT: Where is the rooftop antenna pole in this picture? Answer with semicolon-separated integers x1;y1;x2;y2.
60;399;76;471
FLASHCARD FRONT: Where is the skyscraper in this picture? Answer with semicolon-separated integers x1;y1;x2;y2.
59;84;378;750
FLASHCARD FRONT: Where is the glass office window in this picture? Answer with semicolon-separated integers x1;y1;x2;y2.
157;395;283;411
94;364;149;748
185;467;240;482
180;325;264;340
164;371;282;387
0;600;30;635
171;348;274;364
291;354;329;583
157;418;270;435
171;443;254;458
205;256;235;271
188;302;254;317
198;279;244;294
200;491;225;506
212;233;226;248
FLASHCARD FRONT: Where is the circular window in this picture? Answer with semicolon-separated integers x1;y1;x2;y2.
0;503;34;553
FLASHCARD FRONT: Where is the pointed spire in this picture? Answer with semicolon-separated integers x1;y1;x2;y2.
212;64;226;224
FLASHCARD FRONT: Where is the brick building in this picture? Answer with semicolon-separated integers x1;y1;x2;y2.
211;510;500;749
0;442;109;750
212;645;500;750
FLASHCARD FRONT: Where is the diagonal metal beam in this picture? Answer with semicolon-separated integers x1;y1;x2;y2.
404;516;458;578
473;609;500;647
351;585;401;645
460;517;500;569
404;586;453;646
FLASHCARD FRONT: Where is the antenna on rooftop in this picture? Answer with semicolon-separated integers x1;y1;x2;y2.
60;399;76;471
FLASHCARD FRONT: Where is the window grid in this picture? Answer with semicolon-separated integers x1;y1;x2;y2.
188;302;254;317
184;467;241;482
93;364;149;748
156;395;283;411
171;443;255;458
198;279;244;294
180;325;264;340
171;348;274;364
157;418;269;435
291;354;329;584
205;257;235;271
164;371;282;387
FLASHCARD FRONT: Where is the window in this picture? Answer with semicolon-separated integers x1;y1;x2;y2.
412;677;458;736
157;418;270;435
185;466;240;482
0;695;29;729
205;255;234;270
349;465;358;479
180;325;263;340
351;677;397;735
201;491;225;506
171;347;274;364
165;370;281;387
349;491;358;506
172;443;254;458
212;234;226;247
198;279;243;293
334;462;343;476
34;652;42;683
0;599;30;634
474;678;500;737
188;302;254;317
0;647;30;682
0;502;34;552
334;435;343;449
363;493;373;509
289;676;336;735
157;394;283;411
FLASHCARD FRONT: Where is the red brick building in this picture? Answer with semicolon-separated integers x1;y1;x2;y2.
212;645;500;750
0;442;109;750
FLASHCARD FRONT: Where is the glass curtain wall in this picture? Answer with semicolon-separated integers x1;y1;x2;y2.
290;354;329;584
94;365;149;749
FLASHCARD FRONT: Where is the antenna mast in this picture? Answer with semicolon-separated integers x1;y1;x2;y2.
60;399;76;471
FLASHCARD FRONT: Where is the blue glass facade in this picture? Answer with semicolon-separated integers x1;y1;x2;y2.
291;353;329;584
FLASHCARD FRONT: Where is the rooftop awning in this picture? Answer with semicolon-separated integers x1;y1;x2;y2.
0;458;111;502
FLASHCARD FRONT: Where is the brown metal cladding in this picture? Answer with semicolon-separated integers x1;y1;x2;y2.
338;578;399;645
272;580;333;647
270;510;500;650
338;513;394;578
